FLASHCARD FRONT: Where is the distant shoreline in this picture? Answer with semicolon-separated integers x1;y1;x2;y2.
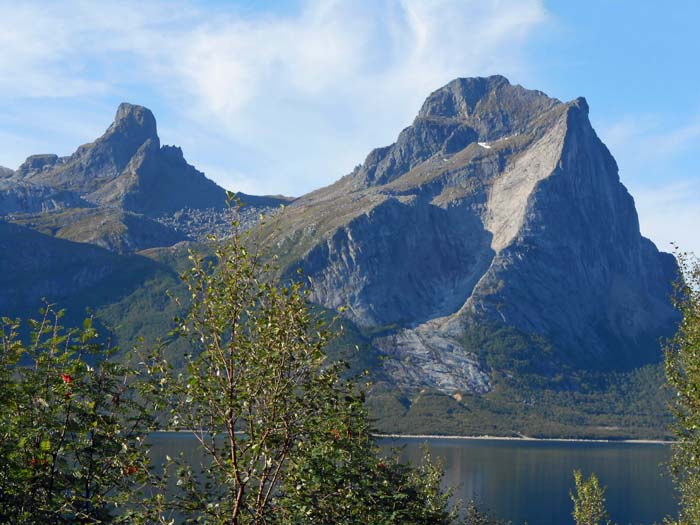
151;430;673;445
372;433;673;445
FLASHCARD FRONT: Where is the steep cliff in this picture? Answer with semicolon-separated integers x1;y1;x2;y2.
267;76;678;397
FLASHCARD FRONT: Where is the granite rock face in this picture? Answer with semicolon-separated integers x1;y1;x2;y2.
271;76;678;394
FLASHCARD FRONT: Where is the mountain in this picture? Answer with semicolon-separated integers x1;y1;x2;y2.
13;103;226;215
263;76;679;436
0;79;680;438
2;103;290;252
0;220;170;318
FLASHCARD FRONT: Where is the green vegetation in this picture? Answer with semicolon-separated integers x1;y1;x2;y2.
0;309;153;524
570;470;610;525
0;207;476;524
3;205;697;524
665;251;700;524
136;207;467;524
368;335;672;440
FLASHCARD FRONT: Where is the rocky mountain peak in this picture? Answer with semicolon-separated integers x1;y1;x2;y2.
17;154;60;176
351;75;564;187
416;75;511;118
569;96;589;115
109;102;159;145
271;75;678;395
416;75;561;139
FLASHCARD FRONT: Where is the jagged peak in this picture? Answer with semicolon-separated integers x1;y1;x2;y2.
568;96;589;115
350;75;565;188
113;103;157;131
17;154;60;176
105;103;159;146
417;75;510;118
417;75;560;129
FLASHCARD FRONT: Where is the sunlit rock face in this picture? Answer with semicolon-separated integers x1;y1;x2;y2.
270;76;678;394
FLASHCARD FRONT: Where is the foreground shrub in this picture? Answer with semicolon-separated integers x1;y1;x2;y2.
0;309;152;524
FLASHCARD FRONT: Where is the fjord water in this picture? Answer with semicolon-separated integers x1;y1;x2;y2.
150;433;675;525
384;437;675;525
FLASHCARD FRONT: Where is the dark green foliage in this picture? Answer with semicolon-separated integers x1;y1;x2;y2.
280;393;457;524
0;308;154;524
665;251;700;524
463;502;509;525
364;320;672;439
368;362;672;440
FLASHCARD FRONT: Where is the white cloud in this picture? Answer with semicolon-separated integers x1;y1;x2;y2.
168;0;549;194
631;180;700;256
0;0;549;195
600;114;700;160
598;114;700;255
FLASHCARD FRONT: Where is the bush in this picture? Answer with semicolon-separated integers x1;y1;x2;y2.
0;308;153;524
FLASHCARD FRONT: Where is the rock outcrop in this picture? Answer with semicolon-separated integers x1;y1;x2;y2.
268;76;678;394
0;180;88;215
15;103;227;215
3;103;290;250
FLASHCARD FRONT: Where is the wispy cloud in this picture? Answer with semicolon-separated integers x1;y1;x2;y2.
600;114;700;161
598;114;700;254
631;179;700;256
0;0;548;195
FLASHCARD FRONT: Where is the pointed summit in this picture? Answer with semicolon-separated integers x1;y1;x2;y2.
108;103;159;147
267;74;678;397
417;75;511;118
16;102;161;194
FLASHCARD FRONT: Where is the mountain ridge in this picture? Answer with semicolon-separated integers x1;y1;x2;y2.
0;76;680;438
1;103;290;252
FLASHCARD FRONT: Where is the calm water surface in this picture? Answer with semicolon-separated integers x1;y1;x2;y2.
150;433;676;525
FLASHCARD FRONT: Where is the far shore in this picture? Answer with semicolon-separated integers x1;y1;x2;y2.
372;433;673;445
151;430;672;445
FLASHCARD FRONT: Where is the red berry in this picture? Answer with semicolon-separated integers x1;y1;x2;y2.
61;374;72;384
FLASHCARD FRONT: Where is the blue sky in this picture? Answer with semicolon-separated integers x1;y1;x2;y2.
0;0;697;253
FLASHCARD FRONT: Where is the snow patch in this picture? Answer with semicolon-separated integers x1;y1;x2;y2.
478;142;491;149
